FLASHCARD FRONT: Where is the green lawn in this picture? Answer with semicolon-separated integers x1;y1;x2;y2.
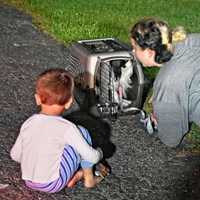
2;0;200;149
2;0;200;44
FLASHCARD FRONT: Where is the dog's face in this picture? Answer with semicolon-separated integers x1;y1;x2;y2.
110;60;126;80
111;60;134;105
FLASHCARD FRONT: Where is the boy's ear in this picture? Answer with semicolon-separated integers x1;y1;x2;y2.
64;96;73;110
35;94;42;105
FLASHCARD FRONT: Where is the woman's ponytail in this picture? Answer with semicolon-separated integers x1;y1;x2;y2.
172;26;187;43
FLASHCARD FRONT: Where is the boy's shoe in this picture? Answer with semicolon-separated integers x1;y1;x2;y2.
94;162;111;178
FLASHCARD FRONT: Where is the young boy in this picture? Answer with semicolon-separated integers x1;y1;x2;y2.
10;68;108;193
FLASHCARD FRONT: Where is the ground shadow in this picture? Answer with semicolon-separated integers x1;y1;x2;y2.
167;156;200;200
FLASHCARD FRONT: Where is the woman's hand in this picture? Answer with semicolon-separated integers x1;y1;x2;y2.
150;112;158;127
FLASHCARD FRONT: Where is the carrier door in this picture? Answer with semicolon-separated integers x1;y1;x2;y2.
95;56;145;116
95;59;114;104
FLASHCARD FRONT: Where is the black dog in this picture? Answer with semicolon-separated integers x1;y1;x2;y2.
63;111;116;160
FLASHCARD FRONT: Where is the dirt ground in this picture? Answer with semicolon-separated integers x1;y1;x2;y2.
0;3;200;200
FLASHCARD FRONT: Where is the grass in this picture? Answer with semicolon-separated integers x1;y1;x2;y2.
2;0;200;44
1;0;200;149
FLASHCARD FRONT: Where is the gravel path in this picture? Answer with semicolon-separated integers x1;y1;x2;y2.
0;4;200;200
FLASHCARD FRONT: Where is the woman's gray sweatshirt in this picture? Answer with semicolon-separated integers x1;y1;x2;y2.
153;34;200;147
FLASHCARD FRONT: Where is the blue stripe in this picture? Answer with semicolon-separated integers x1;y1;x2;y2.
60;162;68;179
31;182;52;189
66;149;76;171
69;146;79;162
47;176;61;193
49;175;63;193
77;126;91;144
62;153;72;175
64;147;75;170
60;162;68;182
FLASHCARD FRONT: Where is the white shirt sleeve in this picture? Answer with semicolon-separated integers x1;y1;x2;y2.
10;133;22;163
64;125;103;164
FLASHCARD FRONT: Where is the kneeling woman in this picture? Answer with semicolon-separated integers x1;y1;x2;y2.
130;17;200;147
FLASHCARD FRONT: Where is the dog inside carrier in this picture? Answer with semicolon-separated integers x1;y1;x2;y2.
67;38;149;118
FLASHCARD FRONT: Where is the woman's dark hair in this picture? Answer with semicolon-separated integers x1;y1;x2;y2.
130;18;173;64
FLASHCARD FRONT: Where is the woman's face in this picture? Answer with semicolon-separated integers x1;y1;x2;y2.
131;38;156;67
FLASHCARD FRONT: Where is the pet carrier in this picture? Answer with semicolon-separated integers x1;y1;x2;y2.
68;38;149;118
